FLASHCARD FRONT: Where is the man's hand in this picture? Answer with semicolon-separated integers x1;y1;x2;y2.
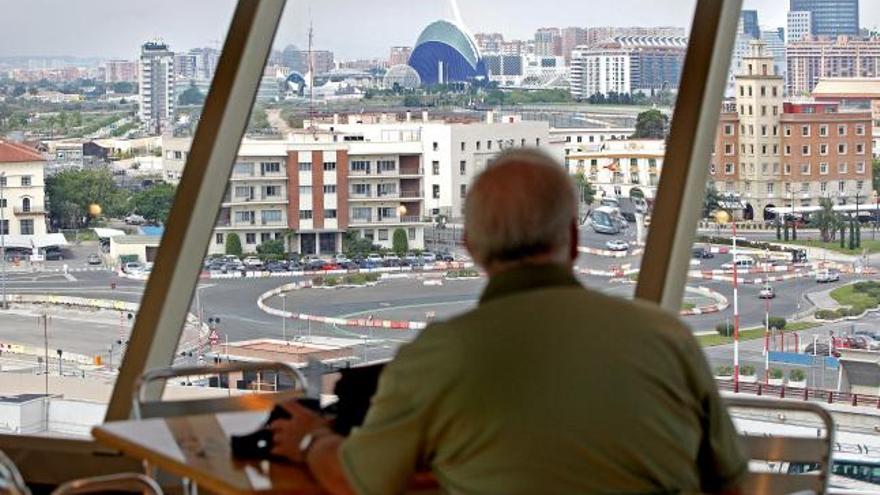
268;400;331;463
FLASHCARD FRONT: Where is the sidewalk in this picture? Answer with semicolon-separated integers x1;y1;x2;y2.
806;287;839;311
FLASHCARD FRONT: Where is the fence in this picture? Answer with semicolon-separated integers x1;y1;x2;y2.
717;380;880;409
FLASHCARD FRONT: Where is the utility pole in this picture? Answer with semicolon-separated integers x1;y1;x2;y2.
1;172;6;310
42;313;48;394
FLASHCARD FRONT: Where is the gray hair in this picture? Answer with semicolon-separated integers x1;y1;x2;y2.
464;148;577;266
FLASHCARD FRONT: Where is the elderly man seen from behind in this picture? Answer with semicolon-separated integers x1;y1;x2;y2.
269;149;746;495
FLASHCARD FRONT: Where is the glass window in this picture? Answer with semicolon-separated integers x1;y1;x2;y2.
299;185;311;196
260;162;280;174
325;209;337;219
432;184;440;199
323;162;337;171
19;219;34;235
299;210;313;220
351;160;370;173
432;161;440;175
460;160;466;175
323;185;337;194
298;162;312;172
261;210;282;224
21;176;31;186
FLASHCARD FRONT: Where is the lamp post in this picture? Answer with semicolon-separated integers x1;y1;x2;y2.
0;171;6;310
715;210;740;392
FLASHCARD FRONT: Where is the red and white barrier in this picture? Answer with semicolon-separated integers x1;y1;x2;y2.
577;246;643;258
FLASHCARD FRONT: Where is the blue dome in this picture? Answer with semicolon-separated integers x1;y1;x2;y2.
408;20;487;85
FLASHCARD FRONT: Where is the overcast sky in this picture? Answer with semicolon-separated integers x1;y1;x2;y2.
1;0;879;60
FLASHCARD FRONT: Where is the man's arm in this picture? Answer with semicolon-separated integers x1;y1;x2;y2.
305;434;357;495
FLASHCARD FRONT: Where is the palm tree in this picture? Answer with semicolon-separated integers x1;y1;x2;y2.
812;198;839;242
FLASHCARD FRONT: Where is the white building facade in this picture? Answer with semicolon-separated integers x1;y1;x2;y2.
138;41;175;135
566;139;664;200
0;141;48;238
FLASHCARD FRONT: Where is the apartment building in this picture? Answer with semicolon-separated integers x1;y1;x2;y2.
710;42;873;220
566;140;664;200
206;133;426;255
314;112;555;220
548;127;636;171
786;36;880;96
812;77;880;157
0;141;48;237
138;41;175;135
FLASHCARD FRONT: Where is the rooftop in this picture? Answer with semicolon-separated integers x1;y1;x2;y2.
0;140;45;163
813;78;880;98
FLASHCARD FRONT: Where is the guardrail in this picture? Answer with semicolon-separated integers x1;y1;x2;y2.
717;379;880;409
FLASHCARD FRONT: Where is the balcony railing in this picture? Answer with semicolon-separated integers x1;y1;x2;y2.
400;190;422;198
13;205;46;215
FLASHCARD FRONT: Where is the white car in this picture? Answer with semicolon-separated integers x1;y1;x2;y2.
366;253;383;263
123;262;143;274
605;239;629;251
421;252;437;262
243;256;263;268
124;214;145;225
758;285;775;299
816;269;840;283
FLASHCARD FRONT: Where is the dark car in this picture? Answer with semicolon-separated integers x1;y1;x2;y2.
437;252;455;262
341;261;359;270
44;249;64;261
266;262;286;273
692;247;714;259
804;342;840;357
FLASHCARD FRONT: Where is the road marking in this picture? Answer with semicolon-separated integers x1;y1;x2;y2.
64;273;78;282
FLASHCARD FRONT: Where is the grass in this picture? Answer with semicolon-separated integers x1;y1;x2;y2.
830;284;876;308
682;302;696;311
786;238;880;255
697;321;818;347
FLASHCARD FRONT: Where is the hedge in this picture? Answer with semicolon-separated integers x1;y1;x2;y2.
716;322;734;337
769;368;783;379
740;365;756;376
789;369;806;381
767;316;786;330
715;366;733;376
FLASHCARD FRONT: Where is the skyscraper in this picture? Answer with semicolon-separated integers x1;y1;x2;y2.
534;28;562;57
789;0;860;37
388;46;413;67
787;10;813;42
138;41;175;135
741;10;761;39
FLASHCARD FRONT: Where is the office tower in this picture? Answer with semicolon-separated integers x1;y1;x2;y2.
789;0;860;37
138;40;175;135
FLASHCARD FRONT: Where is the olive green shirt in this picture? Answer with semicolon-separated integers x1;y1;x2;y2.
340;264;746;494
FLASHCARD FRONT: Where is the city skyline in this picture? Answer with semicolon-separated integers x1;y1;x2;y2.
4;0;880;61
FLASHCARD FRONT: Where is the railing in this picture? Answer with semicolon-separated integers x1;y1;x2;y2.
717;379;880;409
400;190;421;198
400;215;422;223
13;205;46;215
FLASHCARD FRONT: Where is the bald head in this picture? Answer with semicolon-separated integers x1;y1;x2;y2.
464;149;578;271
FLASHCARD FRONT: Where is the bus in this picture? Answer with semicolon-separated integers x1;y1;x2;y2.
589;206;623;235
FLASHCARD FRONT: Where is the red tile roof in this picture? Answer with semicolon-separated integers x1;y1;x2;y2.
0;140;45;163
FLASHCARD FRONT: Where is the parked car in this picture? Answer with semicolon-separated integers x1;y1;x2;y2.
758;285;775;299
421;252;437;263
124;214;145;225
691;247;714;259
366;253;383;264
43;248;63;261
265;261;286;273
404;253;421;264
320;261;340;271
334;254;352;264
87;253;103;265
605;239;629;252
815;269;840;283
243;256;263;269
123;262;143;274
804;342;839;357
436;251;454;262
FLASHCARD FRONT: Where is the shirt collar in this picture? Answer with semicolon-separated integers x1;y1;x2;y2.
479;263;581;305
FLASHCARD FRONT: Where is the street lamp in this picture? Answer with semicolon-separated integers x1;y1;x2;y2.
0;171;6;310
714;209;740;392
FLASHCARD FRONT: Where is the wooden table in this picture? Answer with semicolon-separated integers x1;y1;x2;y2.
93;411;323;495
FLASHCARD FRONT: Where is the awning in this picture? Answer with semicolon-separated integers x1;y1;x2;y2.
32;233;69;248
0;235;33;249
93;228;126;240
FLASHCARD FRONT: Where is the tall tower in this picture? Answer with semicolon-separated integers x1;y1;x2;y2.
138;41;175;135
735;40;784;220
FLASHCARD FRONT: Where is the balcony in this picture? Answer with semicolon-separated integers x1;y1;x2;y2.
223;194;288;205
13;205;46;215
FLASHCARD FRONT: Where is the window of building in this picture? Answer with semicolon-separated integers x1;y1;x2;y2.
432;142;439;151
761;106;766;117
724;144;732;155
856;124;866;136
838;163;847;174
772;125;778;136
724;163;734;174
215;233;223;245
857;162;866;174
801;164;811;174
246;233;256;244
408;228;416;241
459;160;466;175
820;182;827;193
838;143;847;155
325;209;337;219
21;197;30;212
264;185;280;197
352;183;371;196
761;145;767;155
432;161;440;175
298;162;312;172
351;160;370;173
460;142;465;151
772;86;778;97
739;86;744;97
819;144;828;155
521;138;527;146
323;162;336;171
801;145;810;156
576;136;583;143
760;86;765;97
838;124;847;136
536;138;541;147
235;211;255;224
760;125;767;137
784;125;791;137
378;229;389;241
784;182;791;193
323;185;337;194
377;160;395;172
299;185;311;196
261;232;271;243
748;86;752;96
476;141;481;151
784;145;791;156
766;183;774;195
801;125;810;137
377;183;397;197
260;162;280;174
819;162;828;174
723;124;733;135
744;181;751;193
261;210;281;224
19;219;33;235
460;184;467;198
857;180;864;190
761;163;768;174
233;162;254;176
487;140;492;150
838;181;845;193
351;207;371;221
432;184;440;199
20;176;31;186
801;182;809;192
0;199;6;208
819;125;828;137
299;210;313;220
856;143;865;155
748;125;754;136
772;106;778;116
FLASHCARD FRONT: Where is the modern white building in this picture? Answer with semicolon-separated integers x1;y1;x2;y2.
566;139;664;200
313;111;556;220
138;41;175;135
787;10;812;43
548;127;636;171
0;141;48;238
570;47;630;99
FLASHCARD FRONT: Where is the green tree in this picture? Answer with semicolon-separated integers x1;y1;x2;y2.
178;81;206;106
129;183;176;224
873;159;880;196
343;231;375;256
811;198;839;242
573;172;596;206
256;239;285;259
840;221;847;249
702;184;721;218
392;228;409;256
225;233;243;257
632;109;669;139
45;168;126;228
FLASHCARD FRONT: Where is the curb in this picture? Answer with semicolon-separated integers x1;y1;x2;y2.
206;261;474;280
